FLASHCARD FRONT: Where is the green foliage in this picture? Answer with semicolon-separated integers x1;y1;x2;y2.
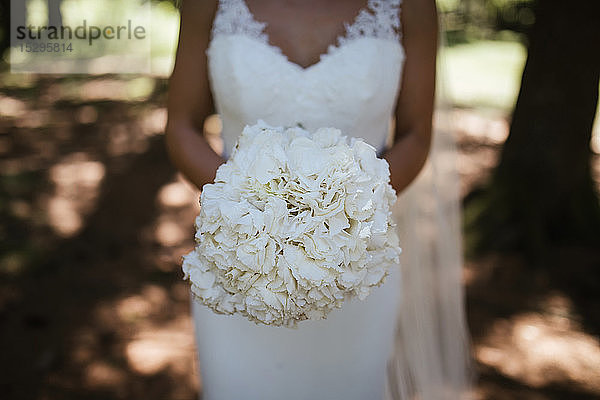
439;0;535;45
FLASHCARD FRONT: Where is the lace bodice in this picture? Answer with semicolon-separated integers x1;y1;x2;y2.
211;0;402;51
207;0;405;158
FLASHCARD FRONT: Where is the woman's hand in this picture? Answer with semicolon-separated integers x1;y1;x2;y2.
384;0;438;194
165;0;223;190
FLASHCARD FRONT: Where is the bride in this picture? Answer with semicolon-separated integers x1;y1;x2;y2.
166;0;471;399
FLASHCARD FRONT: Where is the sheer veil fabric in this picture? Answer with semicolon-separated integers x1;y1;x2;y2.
387;75;473;399
196;0;472;398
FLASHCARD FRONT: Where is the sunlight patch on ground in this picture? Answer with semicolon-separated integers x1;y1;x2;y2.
106;123;150;156
72;283;199;397
452;109;509;144
116;285;170;323
155;218;188;247
476;309;600;393
450;110;508;196
107;124;133;156
76;105;99;125
140;107;168;137
117;295;153;322
15;109;51;129
9;199;31;219
62;78;156;102
158;181;197;209
0;95;27;118
154;175;200;251
84;361;126;389
125;316;196;379
47;154;105;237
126;335;180;375
47;197;83;237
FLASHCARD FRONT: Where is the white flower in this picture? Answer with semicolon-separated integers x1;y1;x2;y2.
182;121;401;327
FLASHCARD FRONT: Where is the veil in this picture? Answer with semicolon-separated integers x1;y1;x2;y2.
385;18;474;400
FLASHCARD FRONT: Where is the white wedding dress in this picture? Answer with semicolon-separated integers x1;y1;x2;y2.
191;1;471;399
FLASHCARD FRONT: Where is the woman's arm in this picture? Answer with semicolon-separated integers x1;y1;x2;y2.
383;0;438;193
165;0;223;190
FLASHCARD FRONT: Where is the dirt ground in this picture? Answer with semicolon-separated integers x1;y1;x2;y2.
0;75;599;400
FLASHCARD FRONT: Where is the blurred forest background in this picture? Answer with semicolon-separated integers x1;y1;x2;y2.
0;0;598;399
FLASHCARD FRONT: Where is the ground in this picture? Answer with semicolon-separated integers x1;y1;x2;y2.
0;74;599;399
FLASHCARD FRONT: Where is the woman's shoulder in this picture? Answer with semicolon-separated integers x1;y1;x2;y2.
179;0;219;31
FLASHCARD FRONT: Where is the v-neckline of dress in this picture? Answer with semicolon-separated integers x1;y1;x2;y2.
241;0;370;71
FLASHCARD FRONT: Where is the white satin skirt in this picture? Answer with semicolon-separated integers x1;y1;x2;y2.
192;265;401;400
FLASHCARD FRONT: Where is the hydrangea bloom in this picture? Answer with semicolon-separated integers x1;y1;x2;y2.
183;121;401;326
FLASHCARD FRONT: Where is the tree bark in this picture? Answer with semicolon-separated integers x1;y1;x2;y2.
468;0;600;258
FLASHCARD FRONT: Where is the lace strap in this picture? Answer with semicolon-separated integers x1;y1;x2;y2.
212;0;402;44
341;0;402;46
211;0;269;43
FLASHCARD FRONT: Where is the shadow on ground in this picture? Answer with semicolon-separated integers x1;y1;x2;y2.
1;74;599;400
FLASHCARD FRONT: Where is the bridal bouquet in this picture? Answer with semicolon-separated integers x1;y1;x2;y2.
183;121;401;326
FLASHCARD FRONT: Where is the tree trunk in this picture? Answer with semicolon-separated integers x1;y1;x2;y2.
467;0;600;259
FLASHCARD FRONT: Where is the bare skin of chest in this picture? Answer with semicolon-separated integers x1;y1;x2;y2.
244;0;369;68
